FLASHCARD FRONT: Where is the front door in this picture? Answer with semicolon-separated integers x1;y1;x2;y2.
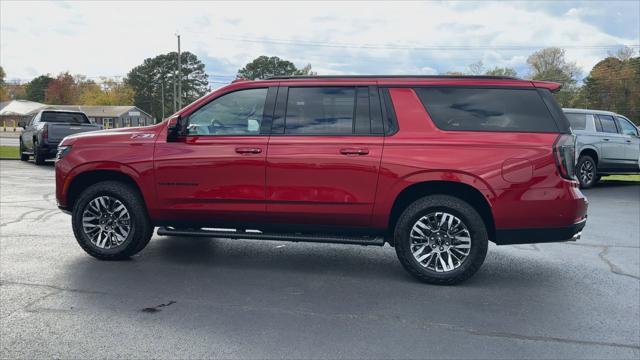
615;116;640;169
154;87;274;224
265;86;384;227
596;114;626;168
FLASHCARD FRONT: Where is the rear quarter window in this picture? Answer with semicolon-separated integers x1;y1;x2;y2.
565;113;587;131
415;88;559;133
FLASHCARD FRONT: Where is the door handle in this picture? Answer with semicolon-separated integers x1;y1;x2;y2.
626;140;632;143
340;148;369;155
603;138;610;141
235;147;262;154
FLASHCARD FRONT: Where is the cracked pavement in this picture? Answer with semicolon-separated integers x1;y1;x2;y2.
1;160;639;359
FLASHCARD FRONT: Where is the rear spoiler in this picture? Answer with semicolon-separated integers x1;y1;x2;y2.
531;80;562;93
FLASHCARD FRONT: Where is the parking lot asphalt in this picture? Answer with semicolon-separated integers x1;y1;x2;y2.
1;160;638;359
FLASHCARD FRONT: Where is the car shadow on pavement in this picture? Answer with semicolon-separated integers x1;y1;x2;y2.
595;180;640;188
62;235;559;297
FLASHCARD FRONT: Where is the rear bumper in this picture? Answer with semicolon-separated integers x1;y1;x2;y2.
494;218;586;245
39;142;59;156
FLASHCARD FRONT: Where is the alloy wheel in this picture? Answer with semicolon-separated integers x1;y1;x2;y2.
579;160;595;185
81;196;131;249
409;212;472;272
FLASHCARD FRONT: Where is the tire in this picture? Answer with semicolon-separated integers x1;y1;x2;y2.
394;195;488;285
19;139;29;161
71;181;153;260
33;141;45;165
576;155;598;188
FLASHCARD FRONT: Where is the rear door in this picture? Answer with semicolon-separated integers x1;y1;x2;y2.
265;86;384;227
595;114;626;168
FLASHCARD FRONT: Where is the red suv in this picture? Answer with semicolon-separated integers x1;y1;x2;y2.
55;75;587;284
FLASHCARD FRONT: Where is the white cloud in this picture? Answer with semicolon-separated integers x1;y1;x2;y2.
0;1;637;83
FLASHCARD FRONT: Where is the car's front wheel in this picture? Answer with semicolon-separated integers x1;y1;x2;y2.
394;195;488;285
577;155;598;188
71;181;153;260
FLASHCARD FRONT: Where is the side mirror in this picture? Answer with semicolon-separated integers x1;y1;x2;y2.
18;121;26;128
167;115;184;141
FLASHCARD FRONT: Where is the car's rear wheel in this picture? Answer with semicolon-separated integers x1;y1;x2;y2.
33;140;45;165
394;195;488;285
19;139;29;161
72;181;153;260
577;155;598;188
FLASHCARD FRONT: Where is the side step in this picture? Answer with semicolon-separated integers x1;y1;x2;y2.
157;227;385;246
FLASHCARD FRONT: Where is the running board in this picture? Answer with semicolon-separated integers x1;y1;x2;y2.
156;227;385;246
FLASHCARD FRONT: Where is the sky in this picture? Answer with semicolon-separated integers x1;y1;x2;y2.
1;0;639;89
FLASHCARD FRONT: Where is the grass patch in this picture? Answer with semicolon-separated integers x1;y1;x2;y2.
601;174;640;182
0;146;19;159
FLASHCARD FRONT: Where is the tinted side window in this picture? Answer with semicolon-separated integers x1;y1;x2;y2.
285;87;355;135
415;88;559;132
565;113;587;131
597;115;618;134
188;88;267;136
616;117;639;136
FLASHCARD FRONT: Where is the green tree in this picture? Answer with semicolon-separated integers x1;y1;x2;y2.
25;75;54;102
527;47;581;106
78;78;135;105
485;67;518;77
237;56;316;80
0;66;7;101
45;72;77;104
126;51;208;121
467;61;484;75
580;55;640;124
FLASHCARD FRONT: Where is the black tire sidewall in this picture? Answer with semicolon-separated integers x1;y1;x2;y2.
577;156;597;188
19;140;28;161
394;195;488;285
72;181;151;259
33;141;45;165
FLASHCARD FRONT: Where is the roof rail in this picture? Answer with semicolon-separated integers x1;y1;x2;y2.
265;75;520;80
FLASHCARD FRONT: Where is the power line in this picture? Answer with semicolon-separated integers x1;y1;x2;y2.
216;35;640;51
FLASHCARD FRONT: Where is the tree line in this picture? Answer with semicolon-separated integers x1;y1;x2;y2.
1;47;637;124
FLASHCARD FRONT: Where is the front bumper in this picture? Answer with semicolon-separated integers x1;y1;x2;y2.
494;218;587;245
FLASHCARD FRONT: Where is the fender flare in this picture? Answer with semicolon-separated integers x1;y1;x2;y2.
62;161;155;210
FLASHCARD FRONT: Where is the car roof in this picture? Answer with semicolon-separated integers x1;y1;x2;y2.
563;108;622;117
39;109;86;114
231;75;561;91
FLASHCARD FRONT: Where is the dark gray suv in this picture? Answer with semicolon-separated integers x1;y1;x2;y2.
564;108;640;188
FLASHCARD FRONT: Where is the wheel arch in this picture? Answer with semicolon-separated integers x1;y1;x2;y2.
387;180;496;244
65;164;147;212
579;147;599;165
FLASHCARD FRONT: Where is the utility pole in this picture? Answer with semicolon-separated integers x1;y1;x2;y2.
172;71;177;113
176;33;182;109
161;77;165;120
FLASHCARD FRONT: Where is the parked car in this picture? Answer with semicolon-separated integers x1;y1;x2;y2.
564;108;640;188
55;75;588;284
19;110;102;165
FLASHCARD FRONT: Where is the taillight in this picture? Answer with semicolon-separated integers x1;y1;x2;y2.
553;134;577;180
42;123;48;140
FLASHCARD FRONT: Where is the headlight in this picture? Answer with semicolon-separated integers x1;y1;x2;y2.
56;145;72;160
